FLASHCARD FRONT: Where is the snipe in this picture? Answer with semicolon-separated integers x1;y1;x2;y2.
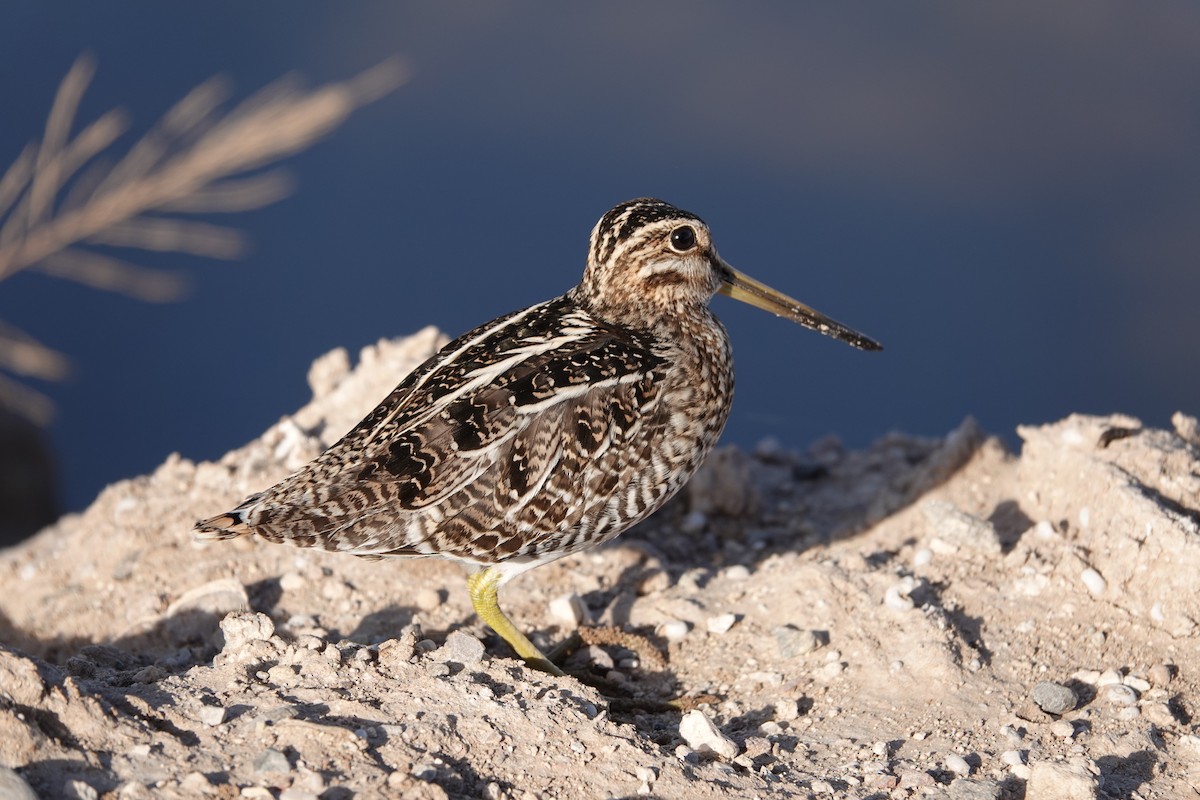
195;198;881;675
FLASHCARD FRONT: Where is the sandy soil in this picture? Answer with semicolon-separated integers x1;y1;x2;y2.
1;329;1198;799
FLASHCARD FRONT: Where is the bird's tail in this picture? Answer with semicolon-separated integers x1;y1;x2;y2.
194;508;253;540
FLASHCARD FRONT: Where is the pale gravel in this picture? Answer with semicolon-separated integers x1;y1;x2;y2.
0;333;1197;798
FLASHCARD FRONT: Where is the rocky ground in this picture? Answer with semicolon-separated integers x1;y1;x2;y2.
1;329;1198;800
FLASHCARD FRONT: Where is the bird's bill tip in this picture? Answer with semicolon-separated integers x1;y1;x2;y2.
718;265;882;351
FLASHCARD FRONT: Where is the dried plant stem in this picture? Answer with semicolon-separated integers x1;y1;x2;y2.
0;55;407;420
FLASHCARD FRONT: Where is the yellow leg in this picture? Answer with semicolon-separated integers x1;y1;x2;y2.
467;567;564;677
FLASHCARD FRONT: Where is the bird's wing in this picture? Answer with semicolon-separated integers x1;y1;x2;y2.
221;295;671;560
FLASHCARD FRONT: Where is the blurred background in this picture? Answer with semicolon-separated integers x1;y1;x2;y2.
1;2;1198;540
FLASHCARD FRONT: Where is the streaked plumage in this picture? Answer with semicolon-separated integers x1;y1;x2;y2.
196;198;880;674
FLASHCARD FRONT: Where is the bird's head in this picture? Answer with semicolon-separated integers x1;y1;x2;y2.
579;198;881;351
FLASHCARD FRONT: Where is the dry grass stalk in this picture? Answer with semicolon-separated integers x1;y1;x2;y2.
0;55;407;422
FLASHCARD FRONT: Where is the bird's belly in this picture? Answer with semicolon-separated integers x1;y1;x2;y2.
511;377;732;563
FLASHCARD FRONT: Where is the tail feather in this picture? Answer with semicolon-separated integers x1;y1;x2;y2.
194;510;252;540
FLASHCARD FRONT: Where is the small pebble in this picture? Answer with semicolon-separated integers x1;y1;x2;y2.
549;593;588;627
1031;681;1077;715
1025;760;1097;799
947;777;1002;798
411;763;438;781
884;577;916;612
279;790;319;800
415;588;442;612
755;436;783;458
1001;750;1024;767
279;572;306;592
1101;683;1138;706
253;748;291;775
570;644;613;671
287;614;319;630
743;670;782;687
999;724;1023;744
678;710;739;759
1096;668;1122;686
1071;669;1100;685
180;773;213;793
658;620;690;642
922;500;1002;554
266;664;300;687
1141;702;1175;727
945;754;971;776
1116;706;1141;721
706;613;737;634
772;626;820;658
774;698;800;721
815;660;844;681
1148;663;1172;687
220;611;275;649
321;580;351;601
723;564;751;581
435;631;485;666
261;705;300;723
1080;568;1106;596
866;775;899;791
680;511;708;534
1123;675;1150;692
66;781;98;800
898;771;935;789
198;705;226;727
1048;720;1075;739
913;548;933;567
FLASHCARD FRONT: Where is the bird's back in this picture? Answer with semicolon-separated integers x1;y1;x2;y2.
195;292;734;569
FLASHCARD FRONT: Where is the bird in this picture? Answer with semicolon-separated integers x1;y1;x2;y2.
195;198;881;676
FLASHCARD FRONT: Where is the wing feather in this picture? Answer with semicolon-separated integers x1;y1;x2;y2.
219;294;670;561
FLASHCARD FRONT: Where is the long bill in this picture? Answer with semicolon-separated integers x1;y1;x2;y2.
718;263;882;351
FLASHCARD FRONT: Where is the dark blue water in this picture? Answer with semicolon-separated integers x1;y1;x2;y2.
2;2;1197;514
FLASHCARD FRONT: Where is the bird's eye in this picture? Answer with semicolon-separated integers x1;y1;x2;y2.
669;226;697;253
